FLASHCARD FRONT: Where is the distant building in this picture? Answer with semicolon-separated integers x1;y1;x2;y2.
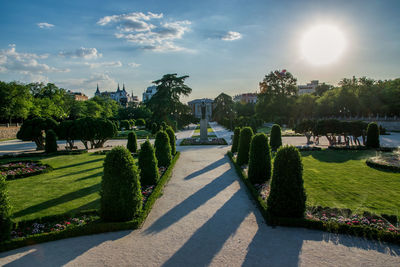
298;80;319;95
233;93;258;104
95;83;137;106
67;90;88;101
142;85;158;102
188;98;213;120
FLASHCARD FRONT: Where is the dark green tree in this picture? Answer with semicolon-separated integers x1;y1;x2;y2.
165;127;176;155
127;131;138;153
0;174;11;242
138;140;159;186
236;127;254;166
213;93;235;129
231;127;241;153
366;122;380;148
57;120;79;149
17;117;58;150
248;133;271;184
155;131;172;167
270;124;282;151
45;129;58;153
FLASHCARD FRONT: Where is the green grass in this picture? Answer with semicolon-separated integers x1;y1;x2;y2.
2;153;113;222
192;124;216;138
301;150;400;216
0;138;17;142
113;129;153;139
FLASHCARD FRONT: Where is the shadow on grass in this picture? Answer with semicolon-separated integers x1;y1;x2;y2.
75;171;103;182
68;198;100;213
12;183;100;219
55;158;104;170
184;157;226;180
303;150;375;163
55;166;103;179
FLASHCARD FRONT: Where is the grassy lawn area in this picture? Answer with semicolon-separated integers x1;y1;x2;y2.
2;153;115;222
301;150;400;217
113;129;153;139
192;123;217;138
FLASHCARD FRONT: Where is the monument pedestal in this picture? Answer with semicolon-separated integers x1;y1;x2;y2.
200;119;208;141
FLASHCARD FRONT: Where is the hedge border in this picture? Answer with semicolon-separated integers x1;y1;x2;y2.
0;149;88;160
0;152;180;252
366;159;400;172
227;151;400;245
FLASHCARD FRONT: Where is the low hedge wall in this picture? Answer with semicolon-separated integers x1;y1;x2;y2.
366;159;400;172
0;152;180;252
227;151;400;245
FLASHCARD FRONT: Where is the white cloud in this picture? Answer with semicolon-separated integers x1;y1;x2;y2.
0;44;68;74
98;12;191;52
221;31;242;41
59;47;102;59
58;73;117;91
128;62;140;68
37;22;55;29
84;61;122;69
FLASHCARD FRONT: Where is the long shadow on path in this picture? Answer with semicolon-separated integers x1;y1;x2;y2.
184;157;226;180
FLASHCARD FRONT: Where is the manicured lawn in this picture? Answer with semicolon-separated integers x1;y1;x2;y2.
1;153;120;222
301;150;400;216
113;129;153;139
192;124;217;137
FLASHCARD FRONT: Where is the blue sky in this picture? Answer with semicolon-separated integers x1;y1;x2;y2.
0;0;399;101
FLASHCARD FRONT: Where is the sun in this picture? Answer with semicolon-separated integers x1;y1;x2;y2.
300;24;346;65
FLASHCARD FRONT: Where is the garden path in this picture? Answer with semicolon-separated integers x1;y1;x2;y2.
1;133;400;266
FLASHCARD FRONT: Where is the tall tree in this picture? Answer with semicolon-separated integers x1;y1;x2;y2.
213;93;235;128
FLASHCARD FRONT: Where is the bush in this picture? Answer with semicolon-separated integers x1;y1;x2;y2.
161;122;167;130
45;129;58;153
155;131;172;167
120;120;130;130
151;122;158;135
248;133;271;184
17;117;58;150
231;127;241;153
0;174;11;242
366;122;380;148
236;127;254;166
138;140;159;186
136;119;146;127
270;124;282;151
57;120;78;149
165;127;176;155
267;146;306;218
100;147;142;222
127;132;138;153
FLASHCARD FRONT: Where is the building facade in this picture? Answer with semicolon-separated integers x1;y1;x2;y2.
298;80;319;95
67;90;88;101
95;84;138;106
142;85;158;102
188;98;214;120
233;93;258;104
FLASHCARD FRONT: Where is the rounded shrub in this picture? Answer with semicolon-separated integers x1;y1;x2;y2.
127;131;138;153
161;121;167;130
236;127;254;166
165;127;176;155
248;133;271;184
100;146;142;222
45;129;58;153
138;140;159;186
151;122;158;135
155;131;172;167
366;122;380;148
231;127;241;153
267;146;306;218
270;124;282;151
0;174;11;242
136;119;146;127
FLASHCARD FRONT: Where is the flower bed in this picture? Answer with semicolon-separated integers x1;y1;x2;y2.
366;150;400;172
0;161;52;180
180;138;227;146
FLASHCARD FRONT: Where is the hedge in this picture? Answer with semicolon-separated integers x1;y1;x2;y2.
0;174;11;242
236;127;254;166
366;122;380;148
138;140;159;186
155;131;172;167
165;127;176;155
248;133;271;184
231;127;241;153
127;131;138;153
270;124;282;151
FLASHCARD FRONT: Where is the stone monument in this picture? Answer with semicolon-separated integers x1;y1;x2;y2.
200;100;208;141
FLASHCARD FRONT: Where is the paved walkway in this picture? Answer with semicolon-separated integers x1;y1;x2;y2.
1;135;399;266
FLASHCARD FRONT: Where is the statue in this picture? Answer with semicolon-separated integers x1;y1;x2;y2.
201;101;206;120
200;100;208;141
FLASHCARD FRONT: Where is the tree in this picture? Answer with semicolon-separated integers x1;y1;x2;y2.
366;122;380;148
154;131;172;167
236;127;254;166
17;117;58;150
57;120;78;149
270;124;282;151
231;127;241;153
213;93;235;129
100;147;142;222
0;174;11;242
315;82;333;96
45;129;58;153
127;132;138;153
0;81;32;123
138;140;159;186
248;133;271;184
165;127;176;155
75;117;117;149
294;120;316;145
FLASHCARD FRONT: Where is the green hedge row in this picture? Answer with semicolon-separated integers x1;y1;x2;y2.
227;151;400;245
0;152;180;252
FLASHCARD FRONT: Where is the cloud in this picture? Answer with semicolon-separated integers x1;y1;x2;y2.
37;22;55;29
58;73;117;91
0;44;69;74
84;61;122;68
128;62;140;68
59;47;102;59
98;12;191;52
221;31;242;41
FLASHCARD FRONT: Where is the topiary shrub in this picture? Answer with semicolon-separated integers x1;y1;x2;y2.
366;122;380;148
17;117;58;150
155;131;172;167
165;127;176;155
151;122;158;135
267;146;306;218
0;174;11;242
100;146;142;222
161;122;167;130
136;119;146;127
236;127;254;166
231;127;241;153
138;140;159;186
270;124;282;151
248;133;271;184
127;131;138;153
45;129;58;153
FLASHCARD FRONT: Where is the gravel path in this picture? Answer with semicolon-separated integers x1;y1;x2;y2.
1;139;400;266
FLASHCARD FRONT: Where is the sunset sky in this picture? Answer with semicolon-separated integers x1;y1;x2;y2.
0;0;399;101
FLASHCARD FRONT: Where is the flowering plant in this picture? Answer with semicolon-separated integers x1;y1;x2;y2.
0;161;51;180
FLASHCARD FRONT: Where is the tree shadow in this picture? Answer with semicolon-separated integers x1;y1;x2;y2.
74;171;103;182
68;198;100;213
184;157;227;180
303;150;375;163
55;158;104;170
145;170;234;234
55;166;103;179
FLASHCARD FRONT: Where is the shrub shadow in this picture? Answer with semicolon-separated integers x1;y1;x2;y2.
304;150;375;163
55;158;104;170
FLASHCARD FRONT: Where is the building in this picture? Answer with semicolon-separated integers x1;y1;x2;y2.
95;83;137;106
233;93;258;104
142;85;158;102
298;80;319;95
67;90;88;101
188;98;214;120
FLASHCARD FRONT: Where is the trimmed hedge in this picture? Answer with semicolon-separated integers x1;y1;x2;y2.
45;129;58;154
155;131;172;167
0;174;11;242
165;127;176;155
248;133;271;184
236;127;254;166
270;124;282;151
231;127;241;153
366;122;380;148
366;159;400;172
100;147;142;222
138;140;159;185
127;131;138;153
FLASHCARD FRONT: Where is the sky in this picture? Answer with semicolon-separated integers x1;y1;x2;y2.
0;0;399;102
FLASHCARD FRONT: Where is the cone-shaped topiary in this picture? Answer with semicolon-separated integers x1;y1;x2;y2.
161;121;167;130
366;122;380;148
151;122;158;135
127;131;138;153
138;140;159;186
165;127;176;155
45;129;58;153
100;146;142;222
231;127;241;153
267;146;306;218
270;124;282;151
0;174;11;242
248;133;271;184
236;127;254;166
155;131;172;167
